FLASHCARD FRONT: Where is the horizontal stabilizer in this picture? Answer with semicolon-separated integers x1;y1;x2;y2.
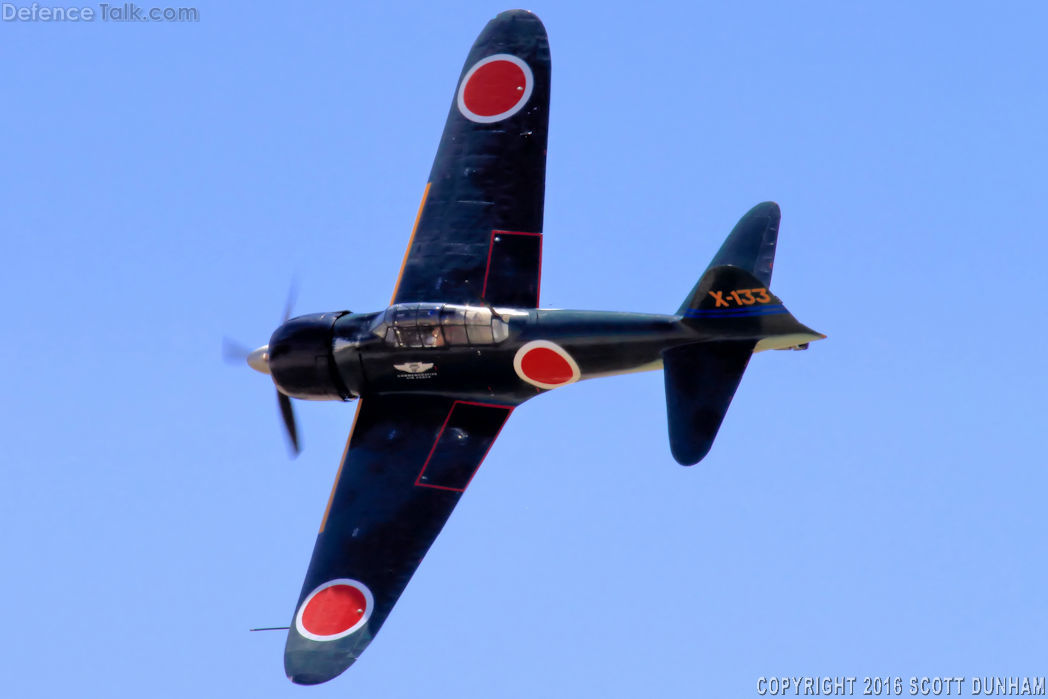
662;340;754;465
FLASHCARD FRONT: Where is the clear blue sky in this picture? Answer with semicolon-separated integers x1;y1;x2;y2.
2;1;1046;696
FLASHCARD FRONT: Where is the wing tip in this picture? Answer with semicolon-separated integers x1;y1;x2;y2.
482;8;548;40
285;649;357;686
495;8;543;20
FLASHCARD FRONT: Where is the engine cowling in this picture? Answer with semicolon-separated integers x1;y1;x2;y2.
268;312;348;400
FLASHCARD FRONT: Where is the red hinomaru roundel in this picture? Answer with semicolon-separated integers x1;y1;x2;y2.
457;54;534;123
513;340;581;390
295;579;374;642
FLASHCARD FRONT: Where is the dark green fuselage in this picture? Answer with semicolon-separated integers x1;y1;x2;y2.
328;306;693;405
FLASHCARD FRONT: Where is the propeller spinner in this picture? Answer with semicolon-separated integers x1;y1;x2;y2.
247;345;271;375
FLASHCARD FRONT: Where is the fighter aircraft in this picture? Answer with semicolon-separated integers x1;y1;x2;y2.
234;9;823;685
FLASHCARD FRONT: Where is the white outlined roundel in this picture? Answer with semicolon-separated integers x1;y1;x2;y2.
513;340;581;390
457;54;534;123
295;578;374;642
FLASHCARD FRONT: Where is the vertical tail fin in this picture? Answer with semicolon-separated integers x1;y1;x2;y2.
676;201;823;350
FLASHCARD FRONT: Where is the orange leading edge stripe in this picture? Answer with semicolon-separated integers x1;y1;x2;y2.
390;182;431;304
319;400;364;533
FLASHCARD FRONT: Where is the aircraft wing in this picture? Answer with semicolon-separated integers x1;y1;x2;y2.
284;394;513;685
391;10;550;308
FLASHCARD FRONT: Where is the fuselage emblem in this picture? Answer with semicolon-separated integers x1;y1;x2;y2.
394;362;435;374
513;340;581;390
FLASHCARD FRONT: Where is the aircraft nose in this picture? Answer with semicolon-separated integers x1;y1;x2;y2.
247;345;271;375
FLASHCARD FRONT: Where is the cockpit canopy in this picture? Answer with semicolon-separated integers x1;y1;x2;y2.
369;303;510;349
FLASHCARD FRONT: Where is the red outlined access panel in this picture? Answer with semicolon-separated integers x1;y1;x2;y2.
482;229;542;307
415;401;513;492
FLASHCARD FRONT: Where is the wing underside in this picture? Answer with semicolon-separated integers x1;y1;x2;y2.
284;11;547;685
284;394;513;685
391;10;550;308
